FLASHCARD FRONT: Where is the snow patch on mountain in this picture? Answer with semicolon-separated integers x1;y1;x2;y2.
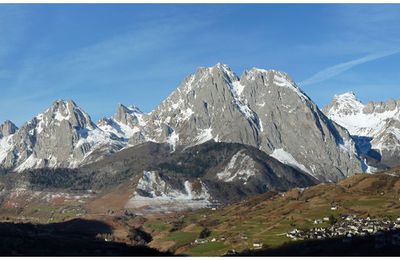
216;151;256;184
270;148;314;176
167;130;179;151
177;107;194;122
75;128;119;157
232;81;246;97
0;135;15;164
339;137;358;155
194;128;214;145
98;120;140;139
15;155;43;172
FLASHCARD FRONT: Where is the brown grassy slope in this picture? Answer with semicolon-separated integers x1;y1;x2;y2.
149;168;400;255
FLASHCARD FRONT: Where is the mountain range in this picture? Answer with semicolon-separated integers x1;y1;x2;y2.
323;92;400;169
0;63;398;209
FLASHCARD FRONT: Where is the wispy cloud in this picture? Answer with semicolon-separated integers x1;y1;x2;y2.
4;16;210;97
300;50;400;86
0;5;29;64
0;11;214;125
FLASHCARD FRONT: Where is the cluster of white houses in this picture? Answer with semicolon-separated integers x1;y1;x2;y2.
287;215;400;244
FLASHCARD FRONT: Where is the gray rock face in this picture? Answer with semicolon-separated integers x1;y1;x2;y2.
0;100;124;171
323;92;400;169
0;120;17;138
123;64;361;182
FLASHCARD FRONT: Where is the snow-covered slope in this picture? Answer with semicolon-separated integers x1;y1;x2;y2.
270;148;316;178
323;92;400;168
323;92;399;136
216;150;257;184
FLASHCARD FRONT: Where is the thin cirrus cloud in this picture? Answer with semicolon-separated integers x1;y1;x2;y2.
0;6;28;66
0;15;213;125
300;49;400;86
7;17;209;97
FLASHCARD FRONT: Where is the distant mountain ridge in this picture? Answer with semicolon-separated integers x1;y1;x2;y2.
1;63;363;183
323;92;400;169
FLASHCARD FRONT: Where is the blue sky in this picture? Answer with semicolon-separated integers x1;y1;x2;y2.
0;4;400;126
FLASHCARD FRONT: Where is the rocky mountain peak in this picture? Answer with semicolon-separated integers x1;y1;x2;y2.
113;103;143;126
209;63;239;82
323;92;364;116
36;99;96;131
122;64;362;182
0;120;18;138
181;63;239;92
49;99;79;116
96;103;146;141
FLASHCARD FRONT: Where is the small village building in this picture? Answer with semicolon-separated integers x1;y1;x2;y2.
195;239;208;244
314;219;323;224
252;242;263;249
